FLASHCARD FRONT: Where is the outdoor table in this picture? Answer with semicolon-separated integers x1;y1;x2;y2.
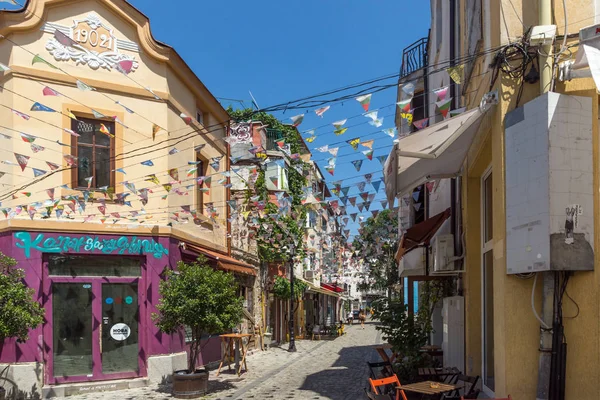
216;333;252;377
399;381;462;398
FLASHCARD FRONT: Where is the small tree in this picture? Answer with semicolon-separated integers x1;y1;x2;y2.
152;257;244;373
0;253;44;343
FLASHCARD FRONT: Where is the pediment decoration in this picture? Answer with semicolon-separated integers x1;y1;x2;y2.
45;13;139;72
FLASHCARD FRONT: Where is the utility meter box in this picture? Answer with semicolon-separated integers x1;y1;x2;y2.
505;92;594;274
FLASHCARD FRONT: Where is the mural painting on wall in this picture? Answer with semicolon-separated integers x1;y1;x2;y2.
45;13;139;72
14;232;168;259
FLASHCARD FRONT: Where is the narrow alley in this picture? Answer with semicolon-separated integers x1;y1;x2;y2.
55;322;381;400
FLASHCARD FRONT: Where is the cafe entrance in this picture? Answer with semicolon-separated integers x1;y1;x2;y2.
43;255;146;384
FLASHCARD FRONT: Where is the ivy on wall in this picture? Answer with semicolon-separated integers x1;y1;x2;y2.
228;108;309;263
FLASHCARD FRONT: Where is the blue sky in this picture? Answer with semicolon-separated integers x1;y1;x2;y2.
2;0;431;237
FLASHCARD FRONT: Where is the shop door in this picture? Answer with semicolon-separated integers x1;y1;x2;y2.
45;256;144;384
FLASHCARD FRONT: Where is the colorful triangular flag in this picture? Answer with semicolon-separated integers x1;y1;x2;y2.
413;118;429;130
290;114;304;127
347;138;360;150
32;54;57;69
76;80;94;91
362;149;374;160
30;102;55;112
355;94;372;112
434;86;449;101
448;65;464;84
42;86;60;96
361;139;374;149
397;99;412;112
315;106;330;117
436;98;453;119
14;153;29;171
351;160;363;171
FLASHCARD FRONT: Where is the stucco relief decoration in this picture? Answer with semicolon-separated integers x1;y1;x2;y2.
229;122;253;145
45;13;139;72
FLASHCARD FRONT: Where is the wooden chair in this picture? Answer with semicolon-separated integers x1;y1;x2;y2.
368;375;408;400
367;361;393;379
461;397;511;400
443;374;480;399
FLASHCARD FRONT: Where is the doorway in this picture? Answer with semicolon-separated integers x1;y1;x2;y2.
44;255;144;384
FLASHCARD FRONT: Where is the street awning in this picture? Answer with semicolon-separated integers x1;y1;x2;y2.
395;208;451;262
384;107;488;203
182;243;257;276
320;282;345;293
301;278;340;297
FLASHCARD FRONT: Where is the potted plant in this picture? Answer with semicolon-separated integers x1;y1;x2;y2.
153;257;243;399
0;253;44;399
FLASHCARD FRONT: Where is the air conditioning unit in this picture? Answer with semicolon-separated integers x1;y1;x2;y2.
432;234;455;273
304;270;315;280
442;296;464;372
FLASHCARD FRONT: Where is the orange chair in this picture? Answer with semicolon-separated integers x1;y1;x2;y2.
368;376;408;400
461;397;512;400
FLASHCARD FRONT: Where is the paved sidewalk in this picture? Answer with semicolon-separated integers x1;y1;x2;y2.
54;321;381;400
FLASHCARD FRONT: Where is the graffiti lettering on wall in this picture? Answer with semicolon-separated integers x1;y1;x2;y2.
14;232;169;259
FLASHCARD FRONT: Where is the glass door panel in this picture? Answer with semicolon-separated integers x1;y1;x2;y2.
52;283;93;377
101;283;139;374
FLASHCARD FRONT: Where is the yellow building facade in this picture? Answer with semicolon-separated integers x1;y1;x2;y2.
461;1;600;398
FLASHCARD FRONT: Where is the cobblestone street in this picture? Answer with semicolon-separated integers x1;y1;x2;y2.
56;321;381;400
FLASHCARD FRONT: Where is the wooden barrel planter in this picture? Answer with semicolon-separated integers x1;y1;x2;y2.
172;369;209;399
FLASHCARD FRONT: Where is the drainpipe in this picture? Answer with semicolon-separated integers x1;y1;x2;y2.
539;0;553;94
536;3;554;400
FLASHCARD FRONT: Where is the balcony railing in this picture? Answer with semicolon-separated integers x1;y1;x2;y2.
265;128;283;151
400;37;428;77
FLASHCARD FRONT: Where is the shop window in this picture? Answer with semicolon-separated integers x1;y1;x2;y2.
71;117;115;190
48;255;141;277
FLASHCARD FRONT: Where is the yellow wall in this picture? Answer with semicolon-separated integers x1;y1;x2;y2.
460;0;600;398
0;0;229;250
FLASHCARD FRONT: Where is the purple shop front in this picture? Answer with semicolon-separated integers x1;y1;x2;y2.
0;230;221;388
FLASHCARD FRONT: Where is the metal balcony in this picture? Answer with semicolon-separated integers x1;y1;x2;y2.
400;37;428;77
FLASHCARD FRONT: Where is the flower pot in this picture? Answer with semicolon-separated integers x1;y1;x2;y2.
172;369;209;399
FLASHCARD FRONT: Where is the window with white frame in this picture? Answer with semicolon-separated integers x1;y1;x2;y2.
481;168;495;396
